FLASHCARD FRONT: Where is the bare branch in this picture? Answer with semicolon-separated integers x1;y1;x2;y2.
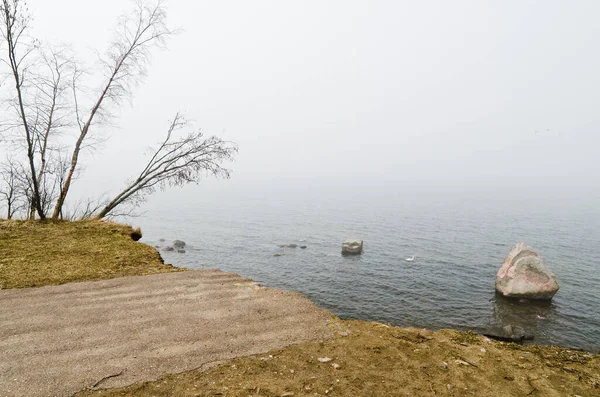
0;157;31;219
1;0;45;218
95;114;238;219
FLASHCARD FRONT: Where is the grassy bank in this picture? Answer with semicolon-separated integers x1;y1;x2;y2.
77;320;599;397
0;219;182;289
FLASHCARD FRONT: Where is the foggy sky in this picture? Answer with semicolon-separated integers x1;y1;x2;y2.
15;1;600;206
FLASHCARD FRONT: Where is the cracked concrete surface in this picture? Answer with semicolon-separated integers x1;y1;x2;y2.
0;270;333;397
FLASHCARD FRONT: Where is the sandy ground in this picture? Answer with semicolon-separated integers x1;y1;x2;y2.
78;320;600;397
0;270;333;397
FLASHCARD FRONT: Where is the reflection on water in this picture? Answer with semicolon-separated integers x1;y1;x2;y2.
483;294;558;345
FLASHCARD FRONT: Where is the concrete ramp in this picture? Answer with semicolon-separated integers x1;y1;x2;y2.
0;270;333;397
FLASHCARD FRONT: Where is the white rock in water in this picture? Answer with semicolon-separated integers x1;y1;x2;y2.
342;239;363;255
495;242;559;300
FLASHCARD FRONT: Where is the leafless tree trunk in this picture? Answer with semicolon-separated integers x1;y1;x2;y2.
51;0;174;219
31;49;73;185
95;114;238;219
1;0;45;218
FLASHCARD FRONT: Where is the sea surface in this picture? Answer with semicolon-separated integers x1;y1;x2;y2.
134;193;600;352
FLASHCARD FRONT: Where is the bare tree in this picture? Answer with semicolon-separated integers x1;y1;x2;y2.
0;158;29;219
95;114;238;219
0;160;18;218
1;0;45;218
30;47;74;191
51;0;174;219
1;1;237;221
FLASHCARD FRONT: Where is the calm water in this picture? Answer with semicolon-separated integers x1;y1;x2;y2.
134;194;600;352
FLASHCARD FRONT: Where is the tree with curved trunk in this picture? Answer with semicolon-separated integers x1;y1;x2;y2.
51;0;174;219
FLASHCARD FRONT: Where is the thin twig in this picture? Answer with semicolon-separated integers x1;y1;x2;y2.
90;369;125;388
458;357;479;368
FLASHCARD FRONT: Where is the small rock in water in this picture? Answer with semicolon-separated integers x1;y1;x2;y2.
341;239;363;255
318;357;332;363
278;244;298;248
177;249;186;253
159;238;165;242
503;324;527;339
483;324;534;343
273;253;285;257
173;240;186;248
163;246;175;252
300;245;307;249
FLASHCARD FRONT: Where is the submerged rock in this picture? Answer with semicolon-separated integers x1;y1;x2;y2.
482;324;534;343
342;239;363;255
173;240;186;248
495;242;559;300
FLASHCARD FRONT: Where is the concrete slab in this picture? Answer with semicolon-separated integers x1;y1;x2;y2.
0;270;333;397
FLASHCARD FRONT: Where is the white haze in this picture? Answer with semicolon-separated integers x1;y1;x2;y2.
10;0;600;213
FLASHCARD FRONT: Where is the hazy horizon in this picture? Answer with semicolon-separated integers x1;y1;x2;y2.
2;0;599;214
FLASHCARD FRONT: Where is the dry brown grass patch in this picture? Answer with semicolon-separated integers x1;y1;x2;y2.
0;219;183;289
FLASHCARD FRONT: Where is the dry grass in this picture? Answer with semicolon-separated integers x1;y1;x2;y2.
0;219;183;289
78;320;600;397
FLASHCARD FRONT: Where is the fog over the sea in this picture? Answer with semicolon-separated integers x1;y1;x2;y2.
13;0;600;211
